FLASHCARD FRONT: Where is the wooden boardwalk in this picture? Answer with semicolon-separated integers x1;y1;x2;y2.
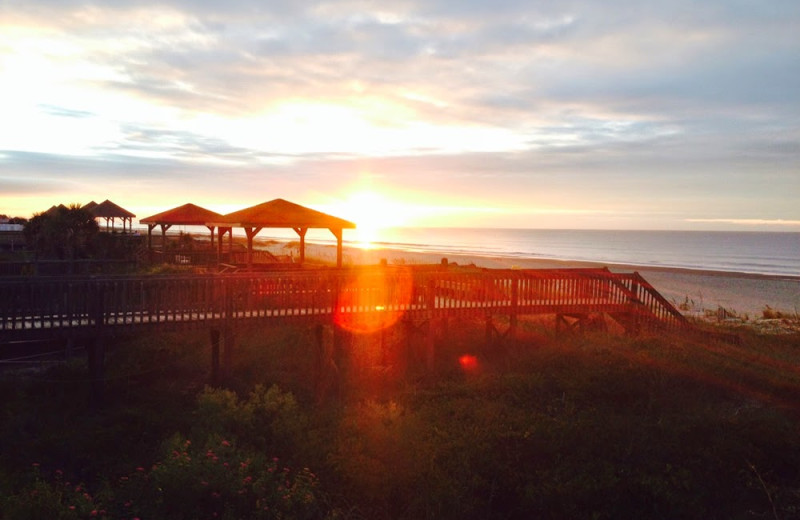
3;265;737;400
1;266;691;342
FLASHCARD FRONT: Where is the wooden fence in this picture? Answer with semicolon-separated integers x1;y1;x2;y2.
0;266;694;342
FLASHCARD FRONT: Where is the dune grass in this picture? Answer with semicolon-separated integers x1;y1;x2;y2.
2;318;800;519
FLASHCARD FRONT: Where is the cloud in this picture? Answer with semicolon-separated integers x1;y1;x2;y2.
38;104;96;118
686;219;800;227
1;0;798;227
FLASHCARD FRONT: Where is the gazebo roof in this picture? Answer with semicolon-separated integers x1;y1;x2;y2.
44;204;68;216
88;199;136;219
213;198;356;229
140;203;222;226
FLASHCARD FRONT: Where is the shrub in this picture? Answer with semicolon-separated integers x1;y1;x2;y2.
2;465;109;520
3;438;322;520
194;384;308;455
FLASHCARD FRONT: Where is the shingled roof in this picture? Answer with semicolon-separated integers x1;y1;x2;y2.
88;199;136;219
214;198;355;229
210;198;355;268
140;203;222;226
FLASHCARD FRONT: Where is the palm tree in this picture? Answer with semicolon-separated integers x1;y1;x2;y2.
24;204;99;261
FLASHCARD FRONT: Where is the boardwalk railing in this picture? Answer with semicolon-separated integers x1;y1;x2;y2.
0;266;694;342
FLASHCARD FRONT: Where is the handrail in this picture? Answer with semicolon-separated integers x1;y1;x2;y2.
0;266;694;340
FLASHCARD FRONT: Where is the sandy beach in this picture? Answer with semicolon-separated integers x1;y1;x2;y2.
261;240;800;319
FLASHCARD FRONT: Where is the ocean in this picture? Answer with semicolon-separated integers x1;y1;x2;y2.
268;228;800;277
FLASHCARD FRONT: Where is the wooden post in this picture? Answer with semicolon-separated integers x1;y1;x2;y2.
510;278;519;338
294;227;308;265
209;328;221;386
147;224;156;250
329;228;343;267
222;281;235;380
223;326;234;380
426;319;437;372
87;337;105;409
244;227;263;269
228;229;233;263
630;275;641;336
314;324;338;403
160;224;171;252
332;325;348;398
217;227;226;263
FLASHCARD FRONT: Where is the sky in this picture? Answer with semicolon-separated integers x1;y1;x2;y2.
1;0;799;231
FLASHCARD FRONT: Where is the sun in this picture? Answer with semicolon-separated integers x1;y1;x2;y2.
338;191;405;248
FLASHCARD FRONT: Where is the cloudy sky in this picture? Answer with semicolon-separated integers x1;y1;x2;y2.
1;0;798;231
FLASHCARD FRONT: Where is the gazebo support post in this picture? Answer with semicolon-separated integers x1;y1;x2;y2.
244;227;263;269
207;226;216;249
147;224;157;250
293;227;308;265
159;224;172;252
330;228;343;268
217;227;231;264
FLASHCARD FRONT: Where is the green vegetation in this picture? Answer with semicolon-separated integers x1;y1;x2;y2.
2;320;800;519
16;205;142;272
23;205;99;261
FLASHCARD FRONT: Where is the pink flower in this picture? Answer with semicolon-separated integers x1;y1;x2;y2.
221;440;231;447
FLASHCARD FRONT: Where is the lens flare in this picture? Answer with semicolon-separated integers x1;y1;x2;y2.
334;268;415;334
458;354;479;372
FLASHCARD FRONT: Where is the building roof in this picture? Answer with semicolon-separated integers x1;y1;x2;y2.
88;199;136;219
44;204;65;216
213;198;356;230
140;203;223;226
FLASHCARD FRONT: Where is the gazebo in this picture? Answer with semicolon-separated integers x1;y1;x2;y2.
139;203;224;251
85;200;136;233
209;198;356;268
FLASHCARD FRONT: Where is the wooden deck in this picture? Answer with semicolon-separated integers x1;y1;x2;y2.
0;266;693;342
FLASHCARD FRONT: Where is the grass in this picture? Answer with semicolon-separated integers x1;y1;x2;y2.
2;317;800;519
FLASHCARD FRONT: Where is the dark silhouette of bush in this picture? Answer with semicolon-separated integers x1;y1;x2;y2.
23;204;99;260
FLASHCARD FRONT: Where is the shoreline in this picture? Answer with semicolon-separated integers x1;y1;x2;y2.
259;239;800;318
